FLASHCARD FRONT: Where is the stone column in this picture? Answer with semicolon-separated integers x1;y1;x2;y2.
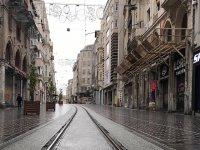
184;35;193;114
0;63;5;107
168;54;175;112
133;76;137;108
12;76;15;106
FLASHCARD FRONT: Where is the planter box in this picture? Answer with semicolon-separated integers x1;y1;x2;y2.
24;101;40;115
46;102;55;111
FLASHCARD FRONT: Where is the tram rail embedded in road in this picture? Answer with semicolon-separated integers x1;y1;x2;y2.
82;107;127;150
41;106;78;150
41;106;127;150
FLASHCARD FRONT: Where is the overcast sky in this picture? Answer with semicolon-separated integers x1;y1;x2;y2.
43;0;107;94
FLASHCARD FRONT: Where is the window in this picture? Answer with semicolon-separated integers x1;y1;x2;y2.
45;65;47;76
16;25;21;41
88;69;91;74
111;21;114;29
115;2;118;11
106;59;109;70
38;67;41;75
106;29;110;37
156;0;160;11
82;78;85;84
106;16;110;23
147;8;150;21
8;13;12;31
114;20;118;27
83;69;85;75
106;42;110;58
87;78;90;84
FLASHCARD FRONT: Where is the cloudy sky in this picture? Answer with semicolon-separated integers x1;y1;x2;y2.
43;0;107;94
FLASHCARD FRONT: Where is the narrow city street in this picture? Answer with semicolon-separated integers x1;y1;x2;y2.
0;104;200;149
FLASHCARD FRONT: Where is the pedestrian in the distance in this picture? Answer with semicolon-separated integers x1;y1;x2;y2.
16;94;23;109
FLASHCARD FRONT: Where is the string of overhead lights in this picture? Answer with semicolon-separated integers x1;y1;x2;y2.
34;2;105;22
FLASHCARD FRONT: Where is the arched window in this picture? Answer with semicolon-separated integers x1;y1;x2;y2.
22;56;27;72
5;41;12;63
15;50;21;69
163;21;172;42
181;13;187;40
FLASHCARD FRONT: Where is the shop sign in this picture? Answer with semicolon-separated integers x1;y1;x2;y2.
174;58;185;76
160;65;168;78
193;52;200;64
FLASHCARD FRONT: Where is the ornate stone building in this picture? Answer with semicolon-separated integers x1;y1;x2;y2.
0;0;55;107
0;0;38;107
117;0;193;114
31;0;55;103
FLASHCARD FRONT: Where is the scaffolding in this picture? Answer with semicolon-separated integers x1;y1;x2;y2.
117;28;192;77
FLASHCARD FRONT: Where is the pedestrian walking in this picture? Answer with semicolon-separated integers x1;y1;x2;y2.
16;94;23;109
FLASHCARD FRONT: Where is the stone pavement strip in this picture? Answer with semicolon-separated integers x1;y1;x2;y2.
0;104;71;148
84;106;164;150
84;104;200;150
1;106;75;150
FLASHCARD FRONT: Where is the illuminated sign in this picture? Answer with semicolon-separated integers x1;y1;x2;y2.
193;52;200;64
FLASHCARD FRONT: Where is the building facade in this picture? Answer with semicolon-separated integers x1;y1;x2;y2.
66;79;73;103
94;29;104;105
117;0;193;114
31;0;55;103
72;61;78;103
72;45;94;104
0;0;38;107
102;0;119;106
0;0;55;107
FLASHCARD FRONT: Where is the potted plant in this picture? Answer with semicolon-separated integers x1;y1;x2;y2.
46;79;56;111
24;62;40;115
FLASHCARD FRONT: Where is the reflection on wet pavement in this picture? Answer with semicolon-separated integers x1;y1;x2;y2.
0;104;70;143
85;105;200;150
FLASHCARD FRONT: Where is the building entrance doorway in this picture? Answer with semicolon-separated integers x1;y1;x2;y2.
161;79;168;110
177;75;185;112
195;65;200;112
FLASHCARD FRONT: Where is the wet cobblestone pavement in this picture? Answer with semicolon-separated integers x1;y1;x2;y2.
84;105;200;150
0;104;70;145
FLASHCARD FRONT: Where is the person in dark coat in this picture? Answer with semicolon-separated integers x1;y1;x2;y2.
16;94;23;109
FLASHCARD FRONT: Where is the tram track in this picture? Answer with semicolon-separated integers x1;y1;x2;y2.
41;106;126;150
41;106;78;150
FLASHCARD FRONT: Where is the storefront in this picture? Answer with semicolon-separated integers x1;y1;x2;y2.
5;67;14;105
124;82;133;108
193;46;200;113
174;49;185;112
159;63;169;110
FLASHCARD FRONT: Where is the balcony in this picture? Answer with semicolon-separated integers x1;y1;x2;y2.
162;0;187;9
8;0;34;24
